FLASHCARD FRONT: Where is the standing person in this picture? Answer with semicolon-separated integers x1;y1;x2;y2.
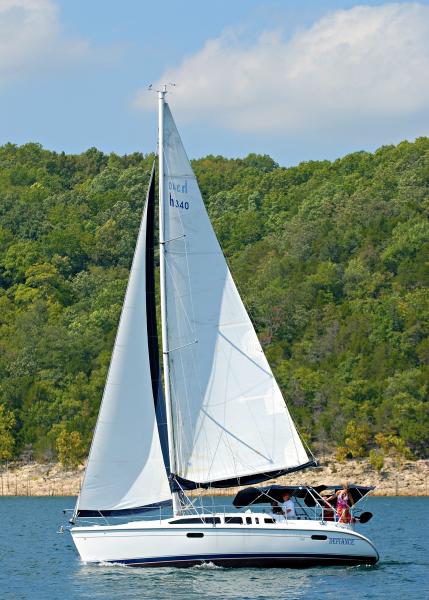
281;491;296;518
327;483;354;523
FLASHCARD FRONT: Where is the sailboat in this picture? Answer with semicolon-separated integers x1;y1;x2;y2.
69;88;379;568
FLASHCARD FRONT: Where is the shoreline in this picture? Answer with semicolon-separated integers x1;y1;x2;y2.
0;456;428;498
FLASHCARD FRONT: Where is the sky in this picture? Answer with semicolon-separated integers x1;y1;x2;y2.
1;0;429;166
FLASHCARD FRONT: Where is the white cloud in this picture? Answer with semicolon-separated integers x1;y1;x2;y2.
0;0;89;85
135;3;429;135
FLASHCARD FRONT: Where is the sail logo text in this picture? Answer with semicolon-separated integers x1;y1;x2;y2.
169;180;188;194
169;194;189;210
329;538;355;545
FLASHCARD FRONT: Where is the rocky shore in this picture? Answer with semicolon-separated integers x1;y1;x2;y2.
264;456;429;497
0;456;427;498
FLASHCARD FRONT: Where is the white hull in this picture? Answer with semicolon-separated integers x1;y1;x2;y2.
71;514;379;568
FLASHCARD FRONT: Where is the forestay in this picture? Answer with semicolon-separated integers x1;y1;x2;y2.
160;103;312;487
76;169;171;516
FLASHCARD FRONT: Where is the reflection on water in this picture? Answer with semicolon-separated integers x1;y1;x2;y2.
1;496;428;600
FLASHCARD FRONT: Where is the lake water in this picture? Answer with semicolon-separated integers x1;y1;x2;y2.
1;496;428;600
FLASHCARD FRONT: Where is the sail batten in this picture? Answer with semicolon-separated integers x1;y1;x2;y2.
160;102;311;489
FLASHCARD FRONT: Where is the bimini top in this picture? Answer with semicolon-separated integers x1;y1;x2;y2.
232;484;375;507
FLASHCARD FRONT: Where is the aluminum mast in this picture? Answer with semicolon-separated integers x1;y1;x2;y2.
158;87;181;515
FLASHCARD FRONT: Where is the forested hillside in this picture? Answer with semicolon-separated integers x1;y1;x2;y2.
0;139;428;466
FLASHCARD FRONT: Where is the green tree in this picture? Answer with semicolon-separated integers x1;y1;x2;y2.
55;426;85;469
344;420;370;458
0;404;16;461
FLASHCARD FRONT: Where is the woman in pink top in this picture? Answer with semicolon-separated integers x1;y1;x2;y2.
327;483;354;523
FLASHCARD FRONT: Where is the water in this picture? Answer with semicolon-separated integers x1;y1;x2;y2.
1;496;428;600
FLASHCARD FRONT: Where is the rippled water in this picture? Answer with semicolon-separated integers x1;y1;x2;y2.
1;496;428;599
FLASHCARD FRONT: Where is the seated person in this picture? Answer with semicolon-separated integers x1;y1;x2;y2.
270;500;284;522
281;491;296;518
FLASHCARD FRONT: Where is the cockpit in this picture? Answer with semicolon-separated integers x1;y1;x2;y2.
232;484;374;524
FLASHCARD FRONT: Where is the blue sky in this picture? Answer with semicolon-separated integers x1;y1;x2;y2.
1;0;429;165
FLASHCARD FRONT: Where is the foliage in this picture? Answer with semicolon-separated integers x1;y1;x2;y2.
374;433;413;461
55;426;85;469
0;404;16;461
368;449;385;472
334;446;349;464
0;139;428;462
344;420;370;458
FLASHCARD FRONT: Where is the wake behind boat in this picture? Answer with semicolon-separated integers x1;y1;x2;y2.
68;86;379;568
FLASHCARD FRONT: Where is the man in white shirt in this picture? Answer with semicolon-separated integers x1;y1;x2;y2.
281;491;296;518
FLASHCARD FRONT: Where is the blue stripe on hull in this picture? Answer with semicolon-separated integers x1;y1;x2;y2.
106;552;378;568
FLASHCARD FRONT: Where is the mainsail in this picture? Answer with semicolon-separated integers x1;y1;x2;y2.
76;167;171;516
160;102;314;489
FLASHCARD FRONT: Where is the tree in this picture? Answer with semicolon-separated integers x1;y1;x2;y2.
344;420;370;458
0;404;16;461
55;426;85;469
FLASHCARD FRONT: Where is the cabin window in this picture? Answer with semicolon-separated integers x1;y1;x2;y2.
187;532;204;538
202;517;221;525
264;517;275;524
255;517;259;524
169;517;221;525
311;534;327;540
246;517;252;524
225;516;243;524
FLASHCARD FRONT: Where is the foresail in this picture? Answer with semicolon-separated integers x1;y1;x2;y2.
76;167;171;516
161;103;313;489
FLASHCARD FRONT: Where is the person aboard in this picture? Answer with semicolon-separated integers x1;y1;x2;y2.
327;483;354;523
320;494;336;521
270;500;284;522
281;491;296;519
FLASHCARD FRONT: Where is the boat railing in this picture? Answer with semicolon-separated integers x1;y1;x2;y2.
181;501;334;523
64;488;370;527
66;505;326;527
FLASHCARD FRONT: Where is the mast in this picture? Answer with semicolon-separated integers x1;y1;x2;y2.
158;87;181;515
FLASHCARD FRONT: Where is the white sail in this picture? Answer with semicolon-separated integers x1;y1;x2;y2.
77;174;171;514
160;103;310;485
